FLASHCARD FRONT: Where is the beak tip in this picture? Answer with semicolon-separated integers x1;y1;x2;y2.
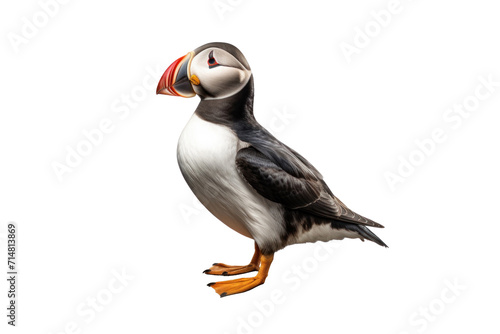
156;80;166;95
156;88;168;95
156;52;195;98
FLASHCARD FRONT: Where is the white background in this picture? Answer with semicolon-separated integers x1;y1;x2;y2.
1;0;499;333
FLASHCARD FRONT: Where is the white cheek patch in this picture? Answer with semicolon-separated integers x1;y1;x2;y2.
190;48;252;99
199;67;251;99
238;69;248;83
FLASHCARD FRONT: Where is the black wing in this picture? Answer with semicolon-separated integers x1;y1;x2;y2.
235;146;383;228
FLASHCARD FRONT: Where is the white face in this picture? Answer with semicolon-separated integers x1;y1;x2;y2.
189;48;252;100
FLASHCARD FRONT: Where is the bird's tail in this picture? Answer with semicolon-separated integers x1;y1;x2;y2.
355;225;388;248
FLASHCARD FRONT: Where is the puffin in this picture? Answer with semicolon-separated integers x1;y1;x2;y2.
157;42;387;297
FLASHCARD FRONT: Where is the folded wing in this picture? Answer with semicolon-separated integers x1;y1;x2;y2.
235;146;383;228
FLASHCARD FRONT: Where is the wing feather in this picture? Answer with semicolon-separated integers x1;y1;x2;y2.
236;146;383;228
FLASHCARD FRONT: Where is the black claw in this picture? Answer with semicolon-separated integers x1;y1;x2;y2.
213;263;219;266
220;292;228;298
207;282;216;287
222;271;229;276
203;269;211;274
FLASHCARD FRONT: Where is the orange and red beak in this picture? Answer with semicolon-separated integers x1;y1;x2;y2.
156;51;196;97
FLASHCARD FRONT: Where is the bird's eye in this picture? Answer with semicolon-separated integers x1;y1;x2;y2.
207;50;220;68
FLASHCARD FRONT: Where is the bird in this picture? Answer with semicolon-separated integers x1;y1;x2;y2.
157;42;387;297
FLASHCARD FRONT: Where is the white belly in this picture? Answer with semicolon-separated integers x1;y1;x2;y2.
176;113;283;243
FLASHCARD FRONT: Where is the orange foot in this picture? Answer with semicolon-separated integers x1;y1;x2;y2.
203;263;259;276
203;242;261;276
207;253;274;297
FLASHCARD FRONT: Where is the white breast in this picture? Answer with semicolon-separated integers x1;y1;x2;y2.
177;113;284;244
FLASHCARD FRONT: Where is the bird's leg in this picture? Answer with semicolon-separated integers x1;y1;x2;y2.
203;242;261;276
208;252;274;297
